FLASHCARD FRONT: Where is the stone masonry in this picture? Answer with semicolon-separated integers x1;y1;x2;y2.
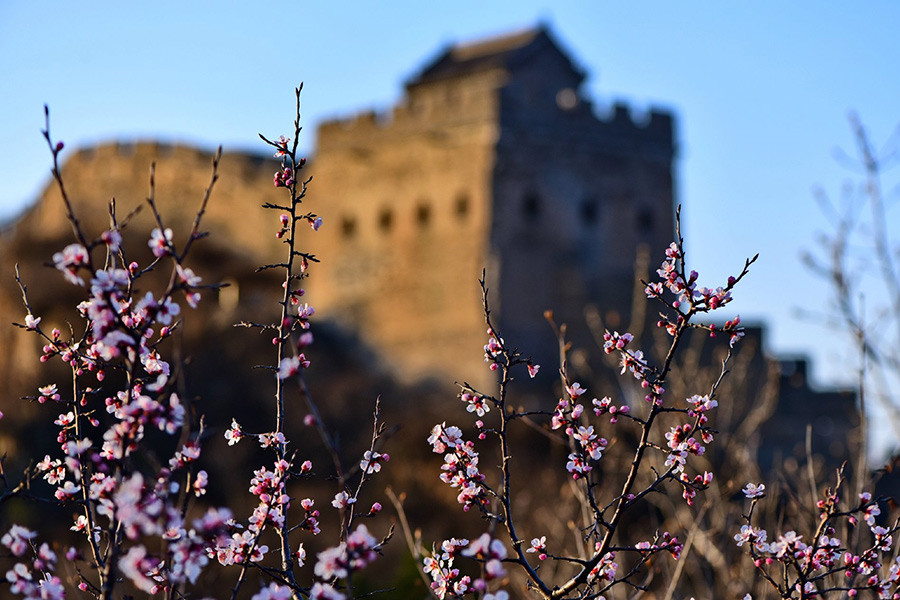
0;27;855;471
306;26;676;387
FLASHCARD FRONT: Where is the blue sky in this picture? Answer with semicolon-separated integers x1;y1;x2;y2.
2;3;899;430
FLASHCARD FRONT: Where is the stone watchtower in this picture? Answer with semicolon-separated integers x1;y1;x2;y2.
307;26;676;388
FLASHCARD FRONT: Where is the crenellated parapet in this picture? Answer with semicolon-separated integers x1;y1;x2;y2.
601;102;674;144
6;140;282;266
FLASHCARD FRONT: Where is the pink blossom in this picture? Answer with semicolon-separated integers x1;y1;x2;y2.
2;525;36;556
602;330;634;354
55;480;81;501
38;383;61;403
315;544;349;580
225;419;243;445
193;470;208;497
332;491;356;509
310;582;346;600
277;355;309;379
176;264;201;286
52;243;89;285
252;582;294;600
273;135;290;158
360;450;387;474
565;382;586;398
259;431;287;448
742;482;766;499
101;229;122;252
526;536;547;560
566;453;591;478
118;545;158;593
460;392;490;417
149;227;173;258
428;423;463;453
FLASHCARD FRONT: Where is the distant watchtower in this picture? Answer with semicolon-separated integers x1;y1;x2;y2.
307;26;677;387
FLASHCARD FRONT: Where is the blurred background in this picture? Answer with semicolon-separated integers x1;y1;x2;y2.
1;5;899;597
1;4;898;446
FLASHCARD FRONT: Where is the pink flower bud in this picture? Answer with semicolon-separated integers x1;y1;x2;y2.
370;502;382;514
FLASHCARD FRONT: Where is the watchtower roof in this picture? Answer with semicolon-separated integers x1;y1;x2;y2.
407;25;585;88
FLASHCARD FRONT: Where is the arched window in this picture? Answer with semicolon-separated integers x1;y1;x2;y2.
455;193;469;220
341;216;357;239
636;208;654;233
580;196;598;225
416;203;431;228
379;209;393;233
523;192;540;221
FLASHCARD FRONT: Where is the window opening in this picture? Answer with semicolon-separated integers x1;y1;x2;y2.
379;209;393;233
580;197;598;225
341;216;357;238
416;203;431;227
455;194;469;220
523;193;540;220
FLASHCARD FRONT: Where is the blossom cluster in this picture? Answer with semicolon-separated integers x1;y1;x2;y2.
424;534;508;599
428;423;487;510
3;527;65;600
2;99;396;600
645;241;748;347
552;382;609;479
5;95;813;600
483;329;504;371
634;531;684;560
737;484;900;597
417;233;755;598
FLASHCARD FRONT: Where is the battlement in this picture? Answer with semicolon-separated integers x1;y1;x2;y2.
74;140;207;160
0;25;860;484
318;108;396;140
589;102;674;144
68;141;277;185
318;89;674;155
